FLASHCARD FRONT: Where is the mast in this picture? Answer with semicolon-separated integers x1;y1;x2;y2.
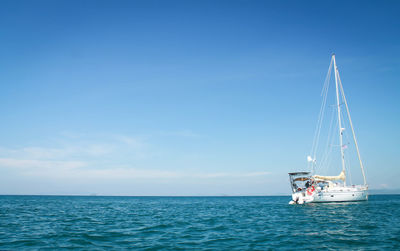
333;54;346;185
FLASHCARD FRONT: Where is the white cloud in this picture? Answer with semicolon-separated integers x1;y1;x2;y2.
0;156;269;181
113;135;145;148
0;131;273;195
0;145;114;160
17;147;63;159
0;158;86;170
0;132;148;161
83;144;115;156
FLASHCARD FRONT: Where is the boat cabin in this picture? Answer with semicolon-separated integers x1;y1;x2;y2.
288;172;312;193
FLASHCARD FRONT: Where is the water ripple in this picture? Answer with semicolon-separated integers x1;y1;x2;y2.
0;195;400;249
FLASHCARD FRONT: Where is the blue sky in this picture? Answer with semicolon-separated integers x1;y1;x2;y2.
0;0;399;195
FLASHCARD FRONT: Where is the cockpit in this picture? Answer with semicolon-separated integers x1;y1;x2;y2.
288;172;312;193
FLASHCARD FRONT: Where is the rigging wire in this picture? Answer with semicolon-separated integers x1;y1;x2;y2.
309;58;333;172
319;105;336;174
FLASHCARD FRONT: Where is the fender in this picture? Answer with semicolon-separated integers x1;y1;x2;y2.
307;186;315;196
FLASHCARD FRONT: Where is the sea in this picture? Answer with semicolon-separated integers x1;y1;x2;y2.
0;195;399;250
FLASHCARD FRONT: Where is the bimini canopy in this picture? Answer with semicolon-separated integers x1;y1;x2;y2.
288;172;310;176
293;177;310;182
288;172;311;181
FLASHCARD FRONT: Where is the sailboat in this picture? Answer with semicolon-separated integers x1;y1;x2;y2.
289;54;368;204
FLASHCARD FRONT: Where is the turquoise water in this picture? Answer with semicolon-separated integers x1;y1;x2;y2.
1;195;399;250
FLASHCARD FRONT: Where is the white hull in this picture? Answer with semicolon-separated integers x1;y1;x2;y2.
312;189;367;203
290;185;368;204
